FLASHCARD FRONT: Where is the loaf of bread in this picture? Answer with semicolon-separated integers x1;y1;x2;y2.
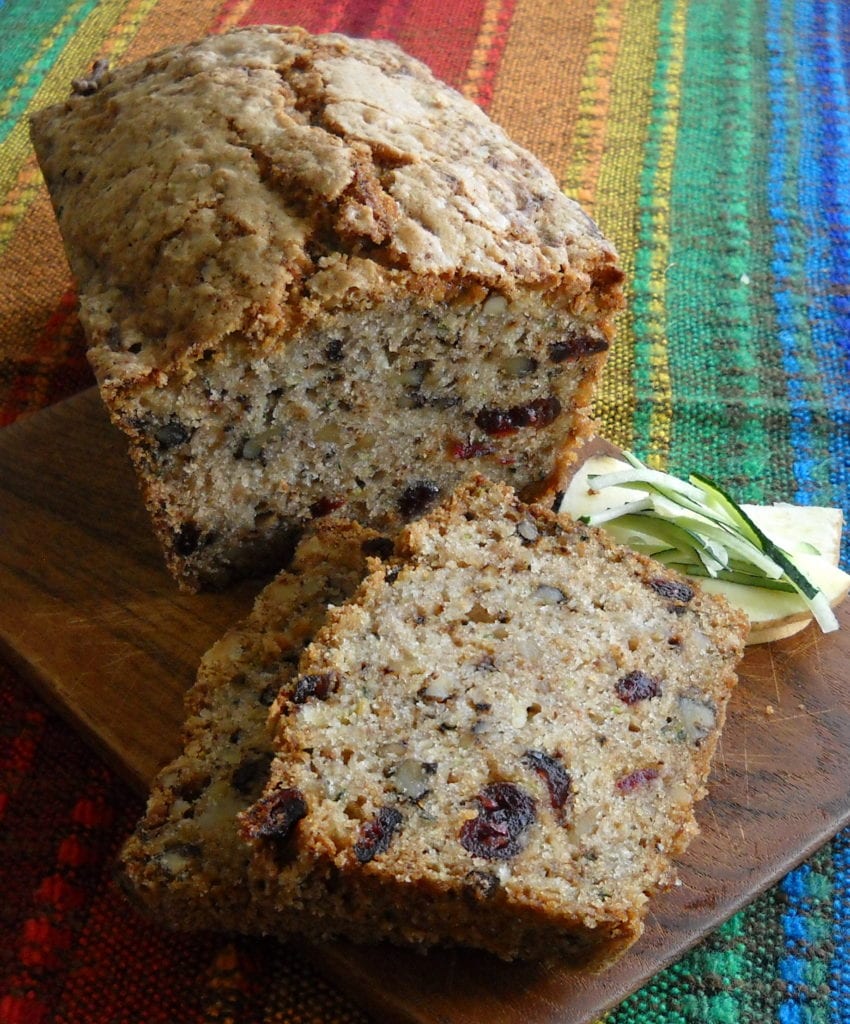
119;517;387;931
30;25;624;590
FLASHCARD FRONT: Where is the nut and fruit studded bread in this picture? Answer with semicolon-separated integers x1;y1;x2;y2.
240;476;748;963
120;517;388;931
30;25;624;590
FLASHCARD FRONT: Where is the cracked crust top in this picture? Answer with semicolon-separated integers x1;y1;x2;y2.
30;25;621;397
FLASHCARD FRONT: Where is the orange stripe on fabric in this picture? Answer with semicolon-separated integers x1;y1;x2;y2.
115;0;222;60
486;0;597;178
238;0;352;33
0;160;44;253
209;0;255;32
0;291;89;426
0;189;69;346
562;0;627;217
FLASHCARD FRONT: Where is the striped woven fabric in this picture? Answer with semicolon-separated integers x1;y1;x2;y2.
2;1;849;1022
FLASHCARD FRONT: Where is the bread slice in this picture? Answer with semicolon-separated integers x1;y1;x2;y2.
241;476;748;963
119;518;388;931
30;25;624;590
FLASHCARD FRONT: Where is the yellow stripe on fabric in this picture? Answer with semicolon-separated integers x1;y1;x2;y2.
460;0;505;107
644;0;687;470
591;0;664;451
562;0;625;215
98;0;163;58
0;0;162;255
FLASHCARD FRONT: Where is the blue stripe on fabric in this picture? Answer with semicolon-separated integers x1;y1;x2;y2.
832;830;850;1021
798;0;850;562
765;0;818;505
778;864;815;1024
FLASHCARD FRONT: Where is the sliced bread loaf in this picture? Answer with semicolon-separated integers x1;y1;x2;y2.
241;476;748;962
119;518;388;930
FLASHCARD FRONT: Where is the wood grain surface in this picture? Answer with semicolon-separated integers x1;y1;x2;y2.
2;388;849;1024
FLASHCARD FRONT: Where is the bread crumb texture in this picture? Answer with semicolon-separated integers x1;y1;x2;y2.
119;517;386;928
246;477;746;961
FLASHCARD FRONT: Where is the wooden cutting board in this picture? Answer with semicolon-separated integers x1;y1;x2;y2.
2;388;850;1024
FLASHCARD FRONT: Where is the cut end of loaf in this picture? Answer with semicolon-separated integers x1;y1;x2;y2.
125;292;612;589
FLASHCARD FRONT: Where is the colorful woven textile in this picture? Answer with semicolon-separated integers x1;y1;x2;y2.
2;1;849;1022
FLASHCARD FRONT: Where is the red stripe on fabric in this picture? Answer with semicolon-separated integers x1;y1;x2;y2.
0;993;49;1024
55;880;218;1024
237;0;488;91
335;0;408;38
71;797;115;829
0;290;91;427
238;0;352;33
360;0;413;41
20;920;73;970
0;703;129;1024
393;0;489;88
0;695;46;795
469;0;517;110
34;875;87;913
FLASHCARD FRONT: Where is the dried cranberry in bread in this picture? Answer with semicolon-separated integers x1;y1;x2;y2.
242;476;747;963
30;26;623;590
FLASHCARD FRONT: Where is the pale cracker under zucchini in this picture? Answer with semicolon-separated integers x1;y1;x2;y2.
559;455;848;645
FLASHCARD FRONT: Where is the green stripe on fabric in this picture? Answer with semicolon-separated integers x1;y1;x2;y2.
664;0;767;496
0;0;100;141
609;897;784;1024
740;0;795;503
731;889;785;1023
589;0;663;452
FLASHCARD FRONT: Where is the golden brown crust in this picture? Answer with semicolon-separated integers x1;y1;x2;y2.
30;25;622;402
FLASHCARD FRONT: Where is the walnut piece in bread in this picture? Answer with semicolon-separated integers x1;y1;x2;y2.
30;26;624;589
